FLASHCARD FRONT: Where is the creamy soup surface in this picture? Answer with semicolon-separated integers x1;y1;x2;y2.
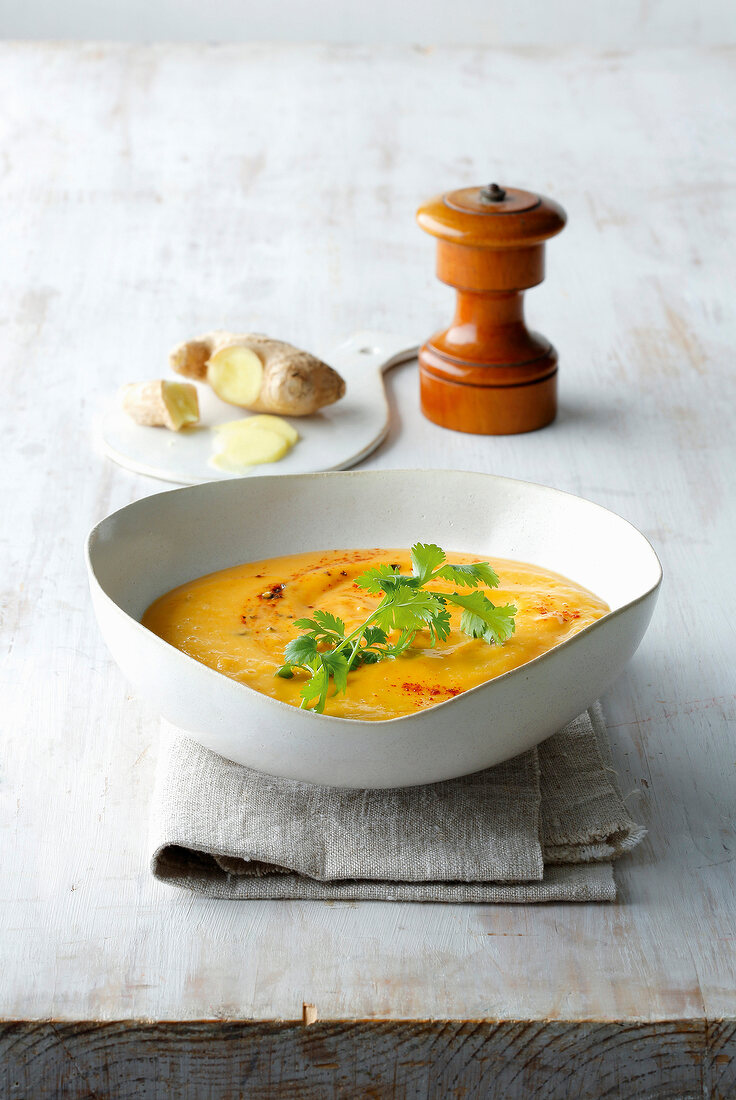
143;549;609;721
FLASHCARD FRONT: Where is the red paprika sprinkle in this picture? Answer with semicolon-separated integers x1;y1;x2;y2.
401;682;460;699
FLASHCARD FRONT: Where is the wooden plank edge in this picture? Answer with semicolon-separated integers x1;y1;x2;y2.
0;1018;734;1099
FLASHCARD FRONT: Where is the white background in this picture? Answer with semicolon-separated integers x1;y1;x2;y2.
1;0;734;45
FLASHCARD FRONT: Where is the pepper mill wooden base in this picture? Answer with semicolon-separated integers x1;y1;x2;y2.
416;184;567;435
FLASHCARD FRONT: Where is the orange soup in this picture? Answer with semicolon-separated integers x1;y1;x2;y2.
142;549;608;721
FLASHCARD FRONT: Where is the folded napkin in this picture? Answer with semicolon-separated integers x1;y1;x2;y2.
151;704;644;902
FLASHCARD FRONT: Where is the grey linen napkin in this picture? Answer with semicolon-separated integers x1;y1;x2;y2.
151;704;644;902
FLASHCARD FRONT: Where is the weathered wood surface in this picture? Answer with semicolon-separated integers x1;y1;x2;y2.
1;1019;734;1099
0;40;735;1052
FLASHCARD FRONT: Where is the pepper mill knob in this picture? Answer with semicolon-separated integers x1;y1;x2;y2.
416;183;567;434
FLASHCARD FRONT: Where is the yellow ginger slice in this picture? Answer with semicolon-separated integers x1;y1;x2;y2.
216;414;299;446
212;429;290;472
211;416;297;472
121;380;199;431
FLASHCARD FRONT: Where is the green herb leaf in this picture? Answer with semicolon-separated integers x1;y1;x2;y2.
428;607;452;643
354;562;401;593
284;635;319;667
359;650;382;664
363;626;388;647
435;561;500;589
299;663;328;707
292;617;320;633
444;590;517;645
312;610;346;637
292;611;345;645
373;585;445;634
383;627;417;658
323;650;350;695
410;542;446;583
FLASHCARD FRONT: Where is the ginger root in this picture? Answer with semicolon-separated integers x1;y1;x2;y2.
168;339;211;381
212;415;299;472
121;380;199;431
169;332;345;416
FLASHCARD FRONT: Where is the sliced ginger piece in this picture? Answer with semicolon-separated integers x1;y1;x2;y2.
216;414;299;446
207;345;264;408
163;382;201;429
121;380;199;431
211;422;293;472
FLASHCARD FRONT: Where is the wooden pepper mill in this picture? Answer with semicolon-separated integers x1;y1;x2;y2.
416;183;567;434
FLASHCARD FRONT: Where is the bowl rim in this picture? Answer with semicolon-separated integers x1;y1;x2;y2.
86;468;663;730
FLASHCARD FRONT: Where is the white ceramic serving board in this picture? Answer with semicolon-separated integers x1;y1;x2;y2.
100;331;417;484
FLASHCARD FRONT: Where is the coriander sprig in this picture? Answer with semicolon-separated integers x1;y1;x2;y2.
276;543;517;713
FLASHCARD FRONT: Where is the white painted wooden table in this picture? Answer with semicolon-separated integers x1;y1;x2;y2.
1;43;734;1097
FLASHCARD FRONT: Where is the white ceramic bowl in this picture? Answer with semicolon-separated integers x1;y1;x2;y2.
86;470;661;788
